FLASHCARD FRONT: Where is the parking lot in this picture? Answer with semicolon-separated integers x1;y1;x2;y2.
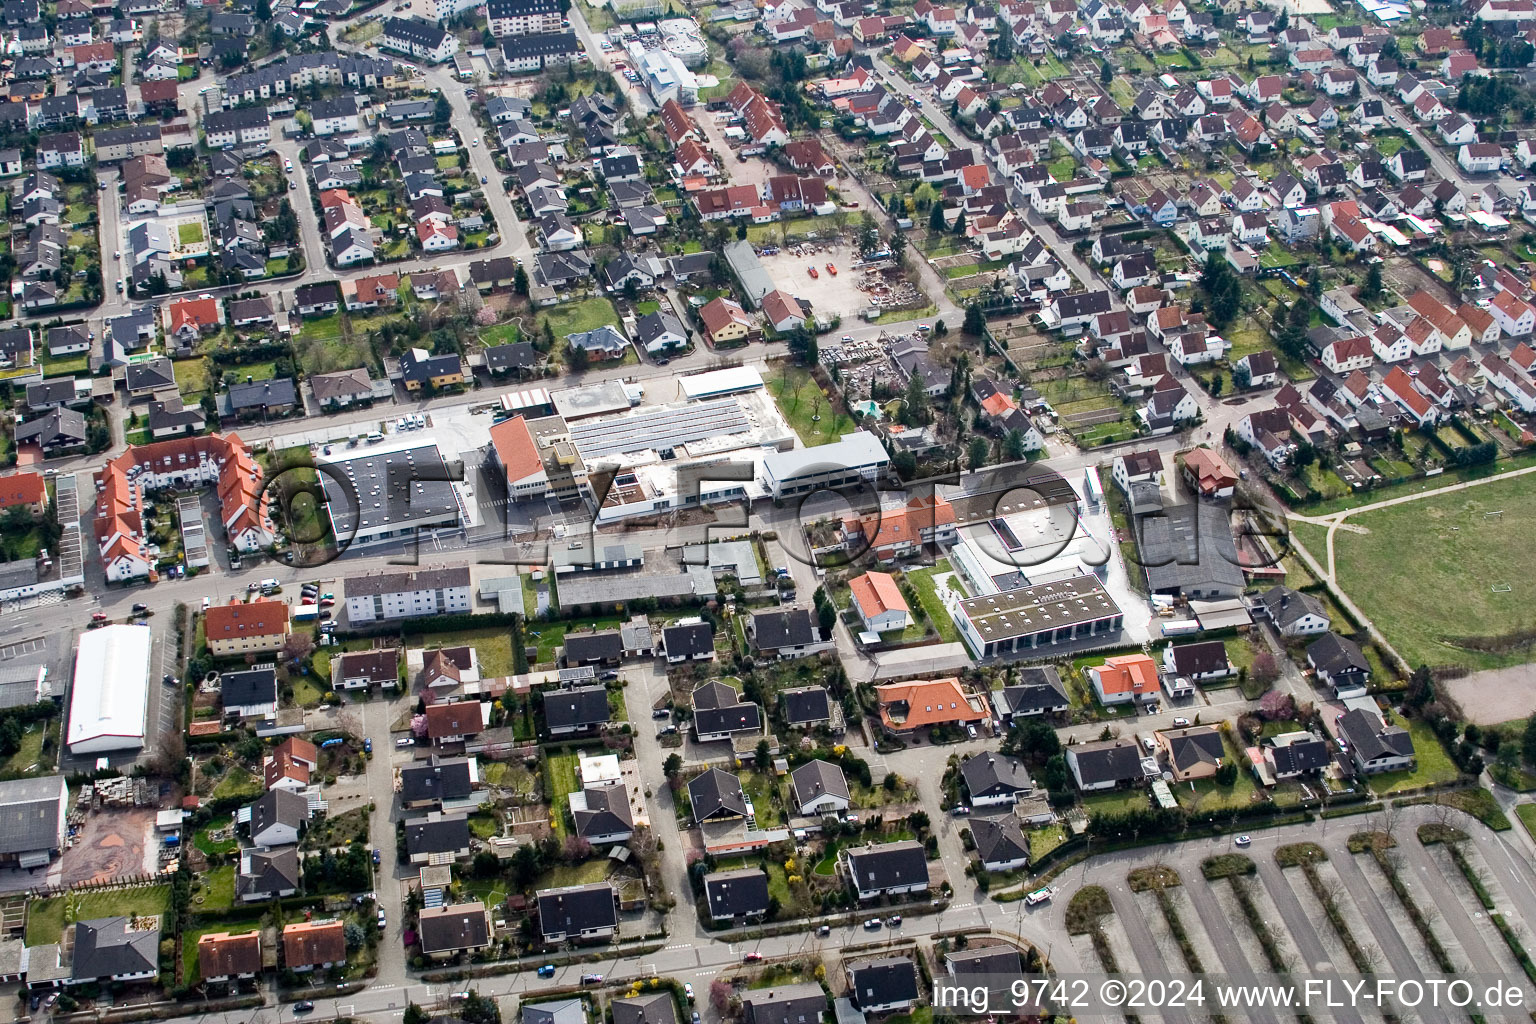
758;241;870;319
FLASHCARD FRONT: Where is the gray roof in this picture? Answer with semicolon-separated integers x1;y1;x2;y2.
220;668;276;709
1068;739;1143;786
611;994;676;1024
1166;640;1230;676
399;755;475;805
790;759;850;808
404;812;470;856
945;943;1024;976
224;378;297;411
688;767;748;820
743;984;828;1024
345;566;470;598
845;840;928;891
998;667;1069;715
125;356;175;391
1269;734;1332;775
72;917;160;980
1258;586;1328;629
960;753;1032;801
780;686;831;725
1338;707;1413;765
0;775;65;856
561;631;623;665
15;408;85;448
238;846;300;898
535;882;617;937
751;608;817;650
1163;726;1225;774
701;868;769;919
250;787;308;841
1137;502;1245;596
542;685;611;730
572;783;633;839
664;622;714;659
1307;631;1368;676
847;957;920;1009
417;902;490;954
524;1000;587;1024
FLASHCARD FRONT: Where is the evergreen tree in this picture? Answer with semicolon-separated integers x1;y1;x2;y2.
967;435;989;470
1100;60;1112;85
953;209;967;235
929;201;946;231
1002;429;1025;461
1360;262;1383;302
963;302;986;336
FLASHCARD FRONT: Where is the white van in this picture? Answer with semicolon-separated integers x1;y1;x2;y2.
366;431;384;443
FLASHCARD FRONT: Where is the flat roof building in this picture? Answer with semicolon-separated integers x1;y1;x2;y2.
319;443;462;547
760;432;889;500
953;574;1123;659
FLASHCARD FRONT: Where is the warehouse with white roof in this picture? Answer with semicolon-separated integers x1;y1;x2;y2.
68;624;152;755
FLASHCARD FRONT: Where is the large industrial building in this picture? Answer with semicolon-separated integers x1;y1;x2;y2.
0;776;69;868
318;442;465;547
759;432;890;501
68;624;152;755
951;574;1124;659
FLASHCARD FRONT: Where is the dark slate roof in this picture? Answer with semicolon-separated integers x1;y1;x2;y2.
1338;707;1413;764
404;813;470;856
542;685;611;731
790;759;850;807
780;686;831;725
751;608;817;649
742;985;828;1024
1258;586;1328;628
1307;631;1368;676
72;917;160;979
1164;727;1225;774
562;631;623;664
663;621;714;659
687;767;748;820
485;341;539;373
847;957;920;1010
702;868;770;919
399;756;475;805
1270;735;1332;775
959;753;1033;801
536;882;617;936
1138;502;1245;595
845;840;928;890
238;847;300;898
1166;640;1229;676
225;378;297;410
1068;739;1143;786
611;994;677;1024
220;668;277;708
572;784;633;839
250;787;308;838
418;903;490;954
1000;666;1069;714
945;944;1024;977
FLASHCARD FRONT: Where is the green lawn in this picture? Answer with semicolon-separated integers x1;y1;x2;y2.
533;859;610;890
742;772;782;827
766;365;854;447
0;720;48;775
1517;804;1536;843
1318;474;1536;671
194;816;238;856
39;347;90;378
905;560;960;643
481;323;522;346
302;314;344;339
197;864;236;911
402;627;513;675
210;765;261;802
1369;710;1460;793
1175;738;1263;813
179;222;205;246
1082;788;1151;817
29;884;173;945
174;357;212;396
537;297;622;342
544;750;581;840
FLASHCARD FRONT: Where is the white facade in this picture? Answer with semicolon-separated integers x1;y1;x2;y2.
345;568;473;623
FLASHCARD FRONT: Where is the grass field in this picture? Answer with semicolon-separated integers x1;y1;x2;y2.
28;885;172;945
179;222;205;246
1518;804;1536;843
402;627;513;675
766;365;854;446
0;720;48;774
1318;474;1536;671
905;561;960;643
537;297;622;342
544;750;582;840
173;357;211;396
1369;710;1460;793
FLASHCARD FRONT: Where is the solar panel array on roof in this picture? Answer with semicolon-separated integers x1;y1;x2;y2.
568;398;750;459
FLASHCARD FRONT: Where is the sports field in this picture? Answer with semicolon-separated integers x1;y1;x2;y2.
1317;475;1536;671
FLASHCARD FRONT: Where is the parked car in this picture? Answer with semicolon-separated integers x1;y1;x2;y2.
651;708;671;719
1234;835;1252;847
581;974;603;985
372;848;381;865
363;738;373;753
863;919;882;931
1171;717;1191;727
294;1003;315;1015
538;965;556;978
684;984;694;1003
742;952;763;963
396;737;414;748
132;603;149;614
